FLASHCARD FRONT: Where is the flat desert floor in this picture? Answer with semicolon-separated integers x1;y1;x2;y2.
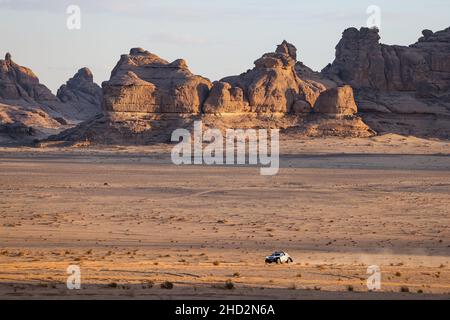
0;134;449;299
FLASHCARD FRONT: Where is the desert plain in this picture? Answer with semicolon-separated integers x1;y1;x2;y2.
0;134;449;299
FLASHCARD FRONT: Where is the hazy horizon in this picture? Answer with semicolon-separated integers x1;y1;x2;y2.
1;0;449;92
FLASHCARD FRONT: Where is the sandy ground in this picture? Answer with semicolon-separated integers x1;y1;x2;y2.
0;134;449;299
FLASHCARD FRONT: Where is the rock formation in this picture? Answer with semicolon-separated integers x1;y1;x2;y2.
0;53;102;144
45;42;373;145
4;25;450;145
0;53;58;104
322;26;450;138
103;48;212;114
412;28;450;99
57;67;102;120
314;85;358;115
203;81;250;113
322;27;450;94
0;102;63;144
204;41;326;114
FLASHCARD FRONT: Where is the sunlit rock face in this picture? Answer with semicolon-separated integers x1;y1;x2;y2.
204;41;327;114
314;85;358;115
102;48;212;114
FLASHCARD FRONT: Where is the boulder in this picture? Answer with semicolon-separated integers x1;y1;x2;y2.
314;85;358;115
203;81;250;113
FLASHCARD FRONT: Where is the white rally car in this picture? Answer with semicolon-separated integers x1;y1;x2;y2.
265;251;293;264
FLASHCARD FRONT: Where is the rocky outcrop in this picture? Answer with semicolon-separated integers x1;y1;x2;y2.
0;53;62;143
412;28;450;98
314;85;358;115
0;53;103;144
323;26;450;97
322;26;450;138
102;42;360;118
0;53;57;104
203;81;250;113
57;68;102;120
103;48;212;114
0;53;103;119
204;41;326;114
46;42;373;145
0;102;64;145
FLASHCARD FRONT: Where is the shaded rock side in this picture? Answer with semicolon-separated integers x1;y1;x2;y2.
0;53;103;144
0;53;57;103
0;102;66;145
323;26;450;96
57;68;102;120
321;26;450;138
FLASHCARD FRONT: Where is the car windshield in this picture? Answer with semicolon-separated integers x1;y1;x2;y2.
272;252;283;256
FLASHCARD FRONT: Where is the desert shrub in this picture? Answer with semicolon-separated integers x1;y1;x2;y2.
143;280;154;289
161;281;174;289
224;280;235;290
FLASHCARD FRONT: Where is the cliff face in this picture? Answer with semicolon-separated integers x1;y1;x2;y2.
412;28;450;98
322;27;450;138
322;27;450;95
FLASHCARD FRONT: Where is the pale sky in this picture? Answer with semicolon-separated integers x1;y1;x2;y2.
1;0;449;92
